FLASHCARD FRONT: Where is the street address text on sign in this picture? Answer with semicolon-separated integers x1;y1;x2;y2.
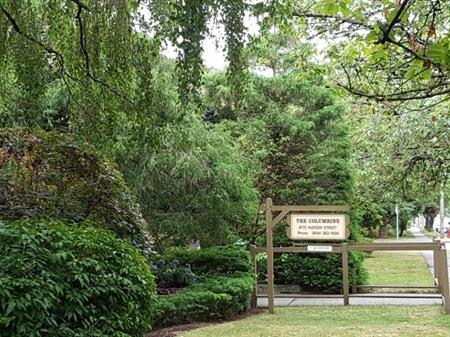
287;213;349;240
307;245;333;252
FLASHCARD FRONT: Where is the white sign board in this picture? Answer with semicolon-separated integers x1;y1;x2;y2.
287;213;349;241
307;245;333;252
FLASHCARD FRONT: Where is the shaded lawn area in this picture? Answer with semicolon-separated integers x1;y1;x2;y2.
363;251;434;286
423;229;440;239
179;306;450;337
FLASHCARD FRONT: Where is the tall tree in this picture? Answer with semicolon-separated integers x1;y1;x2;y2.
349;101;448;236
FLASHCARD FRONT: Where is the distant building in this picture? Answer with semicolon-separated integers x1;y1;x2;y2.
433;215;450;232
412;214;450;231
413;215;426;230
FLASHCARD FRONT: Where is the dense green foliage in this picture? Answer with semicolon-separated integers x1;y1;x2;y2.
0;128;150;249
204;72;353;205
154;246;253;327
0;0;143;152
123;118;260;250
203;72;356;241
1;0;367;251
0;220;157;337
163;246;253;275
1;1;448;331
257;251;368;293
0;0;247;144
203;71;369;292
155;273;253;327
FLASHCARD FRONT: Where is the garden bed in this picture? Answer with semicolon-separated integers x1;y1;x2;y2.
147;309;264;337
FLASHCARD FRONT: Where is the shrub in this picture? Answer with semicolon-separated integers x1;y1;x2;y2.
191;274;254;313
0;220;157;337
153;246;254;327
150;258;196;289
155;273;253;327
0;128;150;250
164;246;252;275
257;251;368;293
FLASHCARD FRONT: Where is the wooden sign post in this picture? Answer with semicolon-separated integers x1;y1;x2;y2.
264;198;351;314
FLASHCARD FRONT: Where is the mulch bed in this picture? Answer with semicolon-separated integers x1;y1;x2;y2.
146;308;265;337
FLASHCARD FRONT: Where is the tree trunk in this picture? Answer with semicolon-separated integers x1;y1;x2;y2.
423;205;439;231
399;223;405;237
424;214;434;231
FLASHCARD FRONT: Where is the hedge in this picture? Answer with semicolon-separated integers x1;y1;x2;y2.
153;246;254;327
162;246;252;275
0;128;150;250
257;251;368;293
0;220;157;337
155;273;254;327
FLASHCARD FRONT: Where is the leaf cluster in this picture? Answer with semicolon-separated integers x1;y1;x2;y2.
0;219;157;337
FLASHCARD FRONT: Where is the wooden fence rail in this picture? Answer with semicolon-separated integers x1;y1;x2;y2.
250;241;450;314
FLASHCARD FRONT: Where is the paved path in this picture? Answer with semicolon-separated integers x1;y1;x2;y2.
258;296;442;307
410;228;435;275
376;228;436;275
257;230;449;307
397;227;450;276
408;228;450;279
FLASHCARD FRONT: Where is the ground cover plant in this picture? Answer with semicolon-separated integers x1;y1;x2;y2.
164;246;253;275
0;220;157;337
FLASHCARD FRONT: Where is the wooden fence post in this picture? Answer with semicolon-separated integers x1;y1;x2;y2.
434;248;439;280
265;198;275;314
440;247;450;314
342;242;349;305
437;244;443;294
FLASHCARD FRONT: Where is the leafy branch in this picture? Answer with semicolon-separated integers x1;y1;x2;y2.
0;1;130;103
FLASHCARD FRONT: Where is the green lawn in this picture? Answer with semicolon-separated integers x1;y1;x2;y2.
363;251;434;286
179;306;450;337
423;229;440;239
387;229;416;239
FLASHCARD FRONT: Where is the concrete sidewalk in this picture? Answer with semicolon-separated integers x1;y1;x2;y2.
257;295;442;307
408;228;450;278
